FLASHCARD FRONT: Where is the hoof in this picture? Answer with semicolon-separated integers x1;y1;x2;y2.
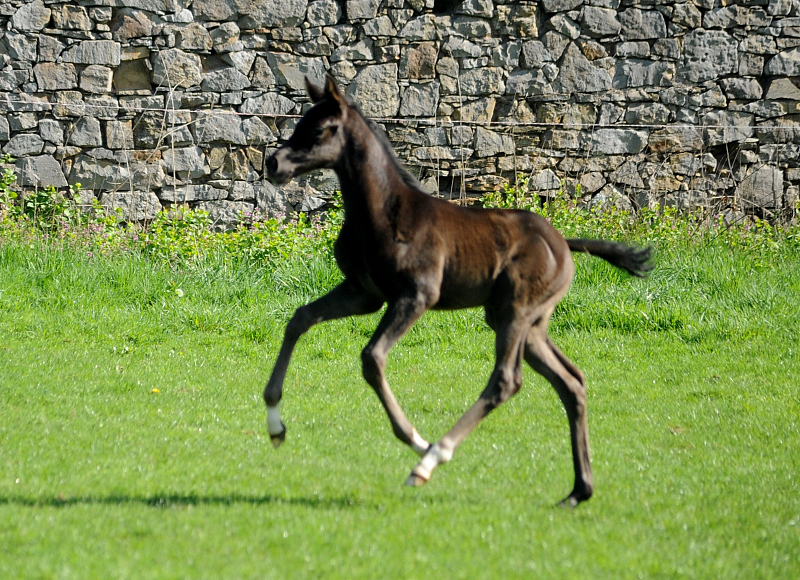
269;426;286;449
404;471;429;487
557;489;592;508
557;496;580;509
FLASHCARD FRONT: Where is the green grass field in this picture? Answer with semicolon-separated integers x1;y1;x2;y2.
1;238;799;579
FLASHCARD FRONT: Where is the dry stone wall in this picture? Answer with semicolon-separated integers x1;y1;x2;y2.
2;0;800;226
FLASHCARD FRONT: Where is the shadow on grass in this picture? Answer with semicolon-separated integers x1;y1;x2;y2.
0;493;374;510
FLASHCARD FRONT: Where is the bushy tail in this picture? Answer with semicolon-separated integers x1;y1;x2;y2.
567;239;653;278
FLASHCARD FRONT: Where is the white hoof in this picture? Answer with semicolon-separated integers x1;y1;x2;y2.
407;443;453;485
270;429;286;448
405;472;429;487
267;405;286;448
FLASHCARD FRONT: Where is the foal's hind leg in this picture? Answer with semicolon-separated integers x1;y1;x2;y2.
361;293;436;456
525;326;593;507
264;281;382;447
406;314;530;486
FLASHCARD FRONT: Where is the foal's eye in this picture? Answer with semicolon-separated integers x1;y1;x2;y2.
322;126;338;140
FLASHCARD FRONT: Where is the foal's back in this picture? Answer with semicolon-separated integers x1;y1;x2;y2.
396;187;575;311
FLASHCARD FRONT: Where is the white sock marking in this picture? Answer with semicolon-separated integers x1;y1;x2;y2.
414;443;453;480
411;429;430;457
267;405;283;435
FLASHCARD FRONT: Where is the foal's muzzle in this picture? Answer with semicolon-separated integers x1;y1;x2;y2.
265;150;293;185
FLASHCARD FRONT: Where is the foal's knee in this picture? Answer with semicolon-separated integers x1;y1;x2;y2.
484;367;522;408
360;346;386;385
285;307;314;341
503;368;524;400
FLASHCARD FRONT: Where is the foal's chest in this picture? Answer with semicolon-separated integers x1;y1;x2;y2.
333;225;404;299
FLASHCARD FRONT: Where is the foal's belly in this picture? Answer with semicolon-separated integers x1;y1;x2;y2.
434;273;494;310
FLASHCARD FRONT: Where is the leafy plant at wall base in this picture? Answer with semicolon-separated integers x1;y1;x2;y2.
0;161;798;272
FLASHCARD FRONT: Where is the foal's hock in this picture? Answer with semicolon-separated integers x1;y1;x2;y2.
263;75;652;507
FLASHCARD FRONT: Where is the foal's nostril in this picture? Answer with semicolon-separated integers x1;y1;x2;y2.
265;155;278;176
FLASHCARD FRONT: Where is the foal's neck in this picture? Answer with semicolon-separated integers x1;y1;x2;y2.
335;113;407;222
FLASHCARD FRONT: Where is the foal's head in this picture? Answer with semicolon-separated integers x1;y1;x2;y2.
265;75;349;185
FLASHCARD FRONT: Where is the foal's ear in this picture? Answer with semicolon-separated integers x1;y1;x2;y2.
323;73;346;106
305;77;325;103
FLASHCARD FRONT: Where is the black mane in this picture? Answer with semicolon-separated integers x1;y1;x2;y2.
345;97;425;191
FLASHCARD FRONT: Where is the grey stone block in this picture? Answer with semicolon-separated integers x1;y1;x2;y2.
51;4;93;31
160;184;227;203
400;82;440;117
619;9;667;40
680;29;738;83
266;53;327;91
766;47;800;75
3;134;45;157
68;117;103;147
39;120;64;146
106;120;134;150
583;6;621;37
307;0;341;26
474;127;514;157
364;16;397;36
69;155;131;191
151;49;202;89
242;117;277;144
8;112;39;133
457;0;495;18
2;32;38;62
201;67;251;92
347;0;380;20
505;70;552;96
256;182;289;216
16;155;68;188
347;64;400;117
398;15;438;41
10;0;51;32
542;0;583;12
80;65;114;94
62;41;121;66
458;67;505;95
556;43;612;93
239;0;309;28
588;129;648;155
720;78;763;100
162;147;209;178
175;23;213;51
737;165;783;209
194;0;239;21
103;191;162;222
194;112;247;145
703;111;754;146
241;93;296;116
766;78;800;100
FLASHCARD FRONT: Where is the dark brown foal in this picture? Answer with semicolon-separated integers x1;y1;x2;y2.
263;75;651;506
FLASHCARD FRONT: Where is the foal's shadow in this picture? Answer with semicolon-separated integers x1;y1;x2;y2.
0;493;373;510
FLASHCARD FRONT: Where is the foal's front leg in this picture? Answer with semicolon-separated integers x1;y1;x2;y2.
361;293;433;456
264;281;382;447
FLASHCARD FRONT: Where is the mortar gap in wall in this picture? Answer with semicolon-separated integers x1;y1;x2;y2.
433;0;462;15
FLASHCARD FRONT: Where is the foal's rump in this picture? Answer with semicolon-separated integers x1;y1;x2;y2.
430;204;574;310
